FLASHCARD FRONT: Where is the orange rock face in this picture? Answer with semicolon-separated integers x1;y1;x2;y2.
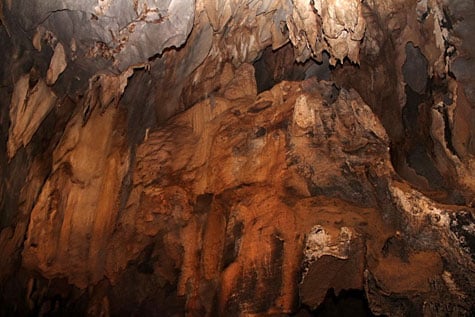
12;65;468;315
0;61;470;315
22;105;130;288
1;0;474;315
109;75;396;314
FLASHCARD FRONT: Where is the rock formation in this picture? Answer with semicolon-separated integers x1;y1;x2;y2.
0;0;474;316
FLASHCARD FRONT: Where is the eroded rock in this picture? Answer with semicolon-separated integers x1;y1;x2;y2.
0;0;474;316
7;74;57;159
22;104;130;288
96;77;472;315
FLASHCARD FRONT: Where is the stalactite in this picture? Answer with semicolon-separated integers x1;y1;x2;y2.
0;0;473;315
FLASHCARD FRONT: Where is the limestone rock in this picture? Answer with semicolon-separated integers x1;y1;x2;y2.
95;77;472;315
46;42;67;86
3;0;195;72
0;0;474;316
7;74;57;159
22;105;130;288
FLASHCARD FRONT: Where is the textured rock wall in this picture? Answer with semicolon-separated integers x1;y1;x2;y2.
0;0;474;316
330;0;475;207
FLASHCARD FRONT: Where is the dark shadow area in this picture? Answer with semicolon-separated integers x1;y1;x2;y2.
253;44;331;93
308;289;378;317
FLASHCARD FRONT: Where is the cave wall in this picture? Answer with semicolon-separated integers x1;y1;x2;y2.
0;0;474;316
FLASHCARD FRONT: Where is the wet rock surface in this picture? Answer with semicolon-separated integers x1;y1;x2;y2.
4;74;473;315
0;0;474;316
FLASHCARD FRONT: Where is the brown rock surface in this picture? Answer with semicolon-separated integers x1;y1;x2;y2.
27;73;463;315
0;0;474;316
22;104;130;288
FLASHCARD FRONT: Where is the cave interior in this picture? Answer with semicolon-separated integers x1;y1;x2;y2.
0;0;474;316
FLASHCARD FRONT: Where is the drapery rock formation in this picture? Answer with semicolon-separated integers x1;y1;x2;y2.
0;0;474;316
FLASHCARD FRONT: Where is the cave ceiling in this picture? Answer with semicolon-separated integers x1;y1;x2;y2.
0;0;474;316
